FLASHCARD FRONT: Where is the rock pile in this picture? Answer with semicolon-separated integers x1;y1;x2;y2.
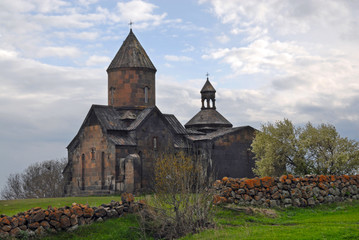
213;175;359;208
0;193;142;239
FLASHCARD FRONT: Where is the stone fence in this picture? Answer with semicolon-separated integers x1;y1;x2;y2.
213;174;359;208
0;193;141;239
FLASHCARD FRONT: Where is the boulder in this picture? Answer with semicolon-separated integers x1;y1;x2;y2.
0;217;10;225
32;211;46;222
307;198;315;206
10;217;19;228
35;226;46;236
60;215;71;229
83;207;94;218
2;225;12;232
9;227;21;237
94;208;107;218
28;222;40;230
70;215;78;226
49;220;61;230
121;192;135;203
72;206;83;216
40;221;50;229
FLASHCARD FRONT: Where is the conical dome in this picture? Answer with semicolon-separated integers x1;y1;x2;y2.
107;29;156;72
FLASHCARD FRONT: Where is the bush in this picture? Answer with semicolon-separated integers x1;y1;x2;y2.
138;151;215;239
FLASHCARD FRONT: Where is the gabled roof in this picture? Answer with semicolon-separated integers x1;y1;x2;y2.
127;107;154;130
107;29;156;72
164;114;188;135
67;105;148;149
201;78;216;93
67;105;189;149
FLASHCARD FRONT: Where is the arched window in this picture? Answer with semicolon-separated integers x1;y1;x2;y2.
101;152;105;189
91;147;96;161
144;86;149;103
81;154;85;190
153;137;158;150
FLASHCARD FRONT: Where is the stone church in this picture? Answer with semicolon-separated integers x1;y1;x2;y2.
63;29;255;196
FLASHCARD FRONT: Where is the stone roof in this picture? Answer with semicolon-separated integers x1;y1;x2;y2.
201;78;216;93
107;29;156;72
107;134;136;146
67;105;188;149
184;108;232;131
187;126;254;141
164;114;188;135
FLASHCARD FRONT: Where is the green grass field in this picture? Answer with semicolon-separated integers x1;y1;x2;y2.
0;196;125;216
1;197;359;239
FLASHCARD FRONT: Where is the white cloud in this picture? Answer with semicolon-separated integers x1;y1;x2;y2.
200;0;357;41
164;55;193;62
216;34;230;43
54;31;99;40
101;0;167;29
36;46;82;58
86;55;111;66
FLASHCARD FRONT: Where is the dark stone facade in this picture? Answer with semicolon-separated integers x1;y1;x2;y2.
63;30;256;196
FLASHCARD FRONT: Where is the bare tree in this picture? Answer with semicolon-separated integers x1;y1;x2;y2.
1;158;67;200
138;151;215;239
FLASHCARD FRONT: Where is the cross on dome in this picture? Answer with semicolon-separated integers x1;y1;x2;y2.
129;20;134;30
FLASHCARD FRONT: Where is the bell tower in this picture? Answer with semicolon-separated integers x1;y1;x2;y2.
107;29;156;108
201;77;216;109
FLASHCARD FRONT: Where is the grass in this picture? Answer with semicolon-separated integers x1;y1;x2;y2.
1;197;359;239
182;200;359;240
0;196;125;216
41;214;142;240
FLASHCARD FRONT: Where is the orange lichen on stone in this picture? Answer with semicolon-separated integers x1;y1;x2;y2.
0;217;10;225
253;178;261;187
222;177;229;182
121;193;135;203
222;188;233;197
287;174;294;180
330;175;336;181
318;175;328;182
343;175;350;181
244;179;255;188
213;180;222;189
213;195;222;204
231;182;240;190
318;182;327;190
286;179;292;184
261;176;274;188
292;177;300;183
279;175;287;183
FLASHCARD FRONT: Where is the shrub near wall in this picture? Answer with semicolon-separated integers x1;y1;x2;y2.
0;193;141;239
213;175;359;208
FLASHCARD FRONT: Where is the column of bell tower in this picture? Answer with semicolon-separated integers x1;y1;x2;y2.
106;29;157;109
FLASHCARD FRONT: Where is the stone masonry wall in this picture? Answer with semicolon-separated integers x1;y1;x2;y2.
213;174;359;208
0;193;141;239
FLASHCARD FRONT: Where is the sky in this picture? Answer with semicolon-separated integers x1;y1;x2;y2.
0;0;359;192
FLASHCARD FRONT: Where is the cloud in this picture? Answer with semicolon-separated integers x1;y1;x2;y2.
97;0;167;29
86;55;111;66
200;0;359;139
164;55;193;62
216;34;230;44
35;46;82;58
200;0;357;42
